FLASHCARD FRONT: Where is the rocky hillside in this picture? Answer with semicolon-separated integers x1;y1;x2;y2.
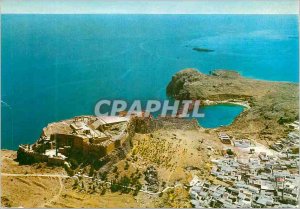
167;68;299;144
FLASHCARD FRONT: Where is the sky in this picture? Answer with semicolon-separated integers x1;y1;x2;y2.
1;0;299;14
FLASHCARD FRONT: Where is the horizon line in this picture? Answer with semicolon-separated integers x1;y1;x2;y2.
2;13;299;15
1;0;299;15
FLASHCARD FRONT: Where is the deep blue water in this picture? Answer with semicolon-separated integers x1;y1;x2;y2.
2;15;299;149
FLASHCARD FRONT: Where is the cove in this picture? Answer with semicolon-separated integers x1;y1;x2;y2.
196;104;245;128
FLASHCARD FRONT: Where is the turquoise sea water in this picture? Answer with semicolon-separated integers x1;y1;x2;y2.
2;15;299;149
197;104;245;128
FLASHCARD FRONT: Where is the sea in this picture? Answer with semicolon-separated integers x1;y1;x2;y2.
2;15;299;149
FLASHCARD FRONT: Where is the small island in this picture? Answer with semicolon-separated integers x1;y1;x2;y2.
193;47;215;52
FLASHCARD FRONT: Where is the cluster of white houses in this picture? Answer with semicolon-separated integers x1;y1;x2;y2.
190;121;299;208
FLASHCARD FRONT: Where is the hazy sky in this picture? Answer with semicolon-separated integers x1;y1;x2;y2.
1;0;299;14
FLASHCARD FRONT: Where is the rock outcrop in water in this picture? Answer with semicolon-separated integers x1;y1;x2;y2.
192;47;214;53
167;68;299;144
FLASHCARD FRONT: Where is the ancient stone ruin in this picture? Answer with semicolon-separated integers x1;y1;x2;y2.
17;115;133;166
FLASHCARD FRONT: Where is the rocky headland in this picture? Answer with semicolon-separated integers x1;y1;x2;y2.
167;68;299;144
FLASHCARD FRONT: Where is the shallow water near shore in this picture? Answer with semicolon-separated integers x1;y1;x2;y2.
2;15;298;149
196;104;245;128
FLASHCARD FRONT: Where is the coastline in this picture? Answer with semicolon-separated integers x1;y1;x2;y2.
202;99;251;109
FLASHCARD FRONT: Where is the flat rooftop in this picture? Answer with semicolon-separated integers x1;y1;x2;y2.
97;116;129;124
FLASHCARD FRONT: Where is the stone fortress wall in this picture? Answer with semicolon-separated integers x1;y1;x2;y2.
17;115;135;166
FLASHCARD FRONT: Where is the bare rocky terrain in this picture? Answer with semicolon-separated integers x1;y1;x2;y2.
1;117;225;208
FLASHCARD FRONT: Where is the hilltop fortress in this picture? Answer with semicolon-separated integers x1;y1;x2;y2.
17;115;136;166
17;113;199;168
